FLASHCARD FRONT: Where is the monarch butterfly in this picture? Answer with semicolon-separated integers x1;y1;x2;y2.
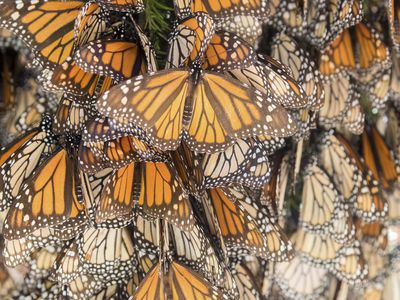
318;73;355;129
174;0;270;20
3;148;86;240
79;168;113;226
88;134;167;170
99;68;297;153
299;160;345;234
31;226;83;250
75;39;148;81
10;86;58;136
387;0;400;49
80;119;160;172
362;126;400;189
28;246;60;280
330;241;368;285
74;1;108;47
318;131;362;202
292;227;342;265
201;138;270;189
0;1;85;70
274;254;329;300
78;226;136;280
2;235;32;267
170;142;204;196
133;213;159;254
260;152;289;221
2;227;69;268
355;219;388;251
231;262;261;300
97;161;194;231
269;0;303;36
78;142;109;174
169;222;216;280
228;56;309;110
47;57;115;101
342;96;365;135
53;96;98;135
97;0;144;12
270;0;362;49
329;203;355;244
168;28;256;71
353;23;391;82
336;132;388;222
271;32;324;111
320;22;391;94
216;15;262;46
54;242;84;285
100;12;297;153
133;260;227;299
82;117;136;144
63;273;100;299
0;115;56;211
366;71;391;111
202;31;257;71
319;29;356;76
258;134;286;155
227;186;294;261
166;13;215;69
131;19;158;73
203;187;278;259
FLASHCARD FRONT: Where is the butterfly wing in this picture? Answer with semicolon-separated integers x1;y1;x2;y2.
0;1;84;69
168;261;226;300
201;138;270;189
133;263;165;300
98;69;190;150
187;72;297;152
190;0;270;19
166;24;196;69
4;149;84;239
75;40;147;81
203;31;257;71
97;0;145;13
138;162;194;231
96;162;138;227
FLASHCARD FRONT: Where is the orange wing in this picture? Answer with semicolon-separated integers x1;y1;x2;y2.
203;31;257;71
133;263;166;300
75;40;147;81
49;58;114;100
4;149;84;239
0;1;84;69
138;162;194;231
319;29;356;76
98;69;190;150
207;187;268;257
190;0;269;19
74;2;107;46
354;23;390;73
97;0;144;12
96;162;138;226
169;261;226;300
187;72;297;152
370;126;400;187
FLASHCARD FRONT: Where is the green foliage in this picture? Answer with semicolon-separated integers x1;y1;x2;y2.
360;91;380;124
141;0;174;67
